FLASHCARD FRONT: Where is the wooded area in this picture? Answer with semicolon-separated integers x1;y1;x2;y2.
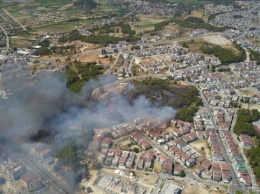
234;109;260;181
128;78;202;122
65;61;103;93
233;109;260;137
59;28;139;46
200;43;246;64
172;17;229;32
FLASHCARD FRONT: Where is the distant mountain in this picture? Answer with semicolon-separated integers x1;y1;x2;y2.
74;0;98;11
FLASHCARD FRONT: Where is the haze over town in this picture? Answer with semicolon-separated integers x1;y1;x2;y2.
0;0;260;194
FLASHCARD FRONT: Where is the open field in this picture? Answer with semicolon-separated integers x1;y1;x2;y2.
35;0;68;6
246;37;260;46
190;140;211;159
181;38;204;53
133;14;166;32
183;182;228;194
203;35;232;46
117;137;132;147
186;10;208;21
36;21;76;33
238;88;259;97
10;37;32;48
166;126;177;133
78;52;113;65
241;103;260;110
154;161;162;174
136;172;159;186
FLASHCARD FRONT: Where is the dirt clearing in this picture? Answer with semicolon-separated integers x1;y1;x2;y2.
190;140;211;159
203;35;232;46
154;161;162;174
183;183;228;194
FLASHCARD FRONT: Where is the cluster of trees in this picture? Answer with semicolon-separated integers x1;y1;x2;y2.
90;22;135;36
34;47;51;56
233;109;260;137
74;0;98;11
245;147;260;181
39;39;50;47
143;0;167;3
128;78;202;122
154;20;170;31
65;61;103;93
34;39;52;56
200;43;246;65
50;45;76;55
234;108;260;181
208;12;226;21
56;140;83;171
172;17;229;32
55;127;95;172
59;29;140;46
249;50;260;65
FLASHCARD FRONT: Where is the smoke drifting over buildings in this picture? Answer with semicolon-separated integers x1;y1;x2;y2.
0;72;176;140
0;70;177;191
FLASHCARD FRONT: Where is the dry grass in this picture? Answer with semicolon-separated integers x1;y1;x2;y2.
79;170;107;194
238;88;258;97
190;140;211;159
153;161;162;174
136;172;159;187
183;183;227;194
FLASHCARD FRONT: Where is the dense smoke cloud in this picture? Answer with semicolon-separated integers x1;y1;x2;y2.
0;70;177;191
0;72;176;139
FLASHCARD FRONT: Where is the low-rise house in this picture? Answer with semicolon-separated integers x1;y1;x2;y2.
101;137;112;148
213;172;222;182
201;170;212;179
156;153;168;164
137;159;144;169
39;148;53;160
112;157;119;167
142;141;152;150
21;171;44;191
195;165;205;176
118;156;128;168
186;157;196;167
7;164;27;180
173;165;182;175
126;154;135;168
162;160;173;174
196;156;206;165
201;159;211;170
240;134;253;149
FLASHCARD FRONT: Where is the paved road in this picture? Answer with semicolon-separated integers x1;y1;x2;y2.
5;144;73;194
0;25;9;51
198;88;247;194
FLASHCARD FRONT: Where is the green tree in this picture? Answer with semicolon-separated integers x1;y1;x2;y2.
94;162;102;170
180;170;186;177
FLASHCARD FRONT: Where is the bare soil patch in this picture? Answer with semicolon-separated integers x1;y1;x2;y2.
183;183;227;194
154;161;162;174
190;140;211;159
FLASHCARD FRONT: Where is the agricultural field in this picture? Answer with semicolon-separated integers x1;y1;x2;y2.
133;14;167;32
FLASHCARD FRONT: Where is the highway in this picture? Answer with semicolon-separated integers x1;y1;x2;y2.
0;25;9;51
5;144;74;194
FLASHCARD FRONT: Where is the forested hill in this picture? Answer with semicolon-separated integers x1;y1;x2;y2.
74;0;98;11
